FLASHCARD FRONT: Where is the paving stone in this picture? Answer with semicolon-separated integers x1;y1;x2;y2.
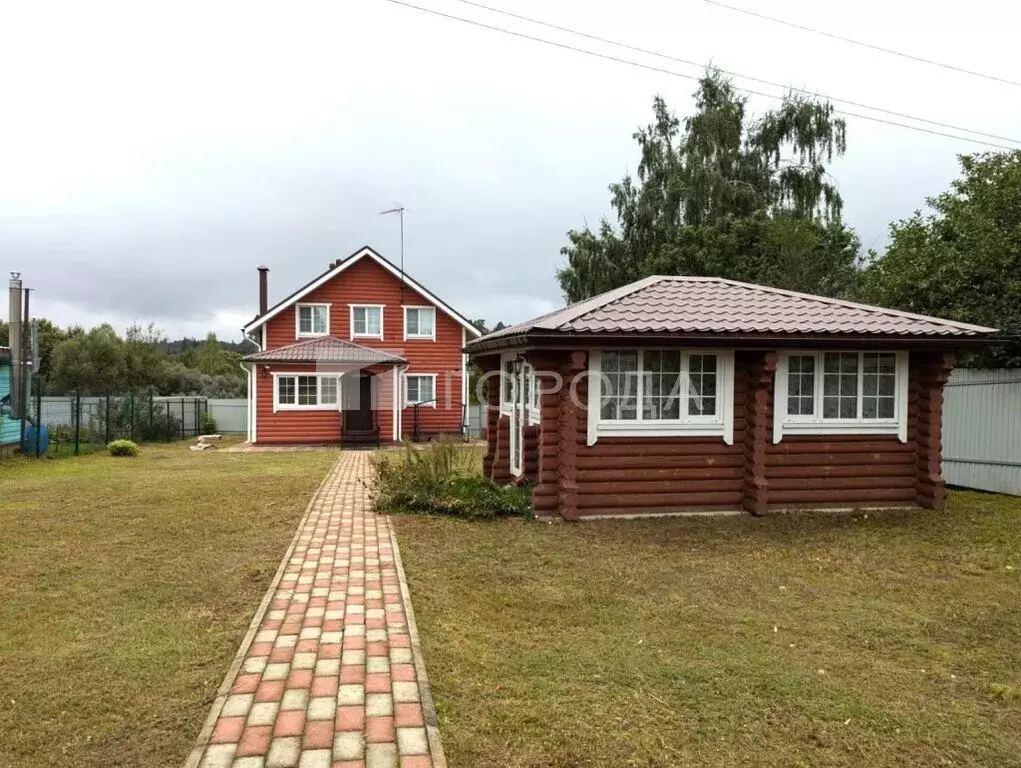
297;748;332;768
265;736;301;767
396;727;429;756
365;742;400;768
189;453;444;768
199;743;236;768
333;731;366;761
248;702;280;727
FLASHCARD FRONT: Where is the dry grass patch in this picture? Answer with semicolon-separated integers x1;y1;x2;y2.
395;492;1021;767
0;441;337;768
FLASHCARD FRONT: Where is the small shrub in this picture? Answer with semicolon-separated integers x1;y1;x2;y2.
201;413;218;433
371;439;531;519
108;439;139;457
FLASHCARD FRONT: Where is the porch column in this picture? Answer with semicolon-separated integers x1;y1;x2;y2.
475;355;502;482
529;351;564;517
914;351;955;510
557;351;587;520
741;351;777;516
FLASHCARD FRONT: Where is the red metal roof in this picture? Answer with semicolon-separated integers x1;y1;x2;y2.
243;337;406;366
473;276;996;347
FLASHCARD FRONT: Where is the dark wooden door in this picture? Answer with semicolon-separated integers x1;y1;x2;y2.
342;374;373;431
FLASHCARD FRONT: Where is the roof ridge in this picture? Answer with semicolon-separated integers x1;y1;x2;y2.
709;277;996;333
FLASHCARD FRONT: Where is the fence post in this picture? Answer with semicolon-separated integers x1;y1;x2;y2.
180;396;186;439
129;392;135;443
105;390;111;445
165;401;171;442
35;380;42;458
73;390;81;456
149;389;155;438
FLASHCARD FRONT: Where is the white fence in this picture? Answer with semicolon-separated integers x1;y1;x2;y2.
943;368;1021;496
207;399;248;434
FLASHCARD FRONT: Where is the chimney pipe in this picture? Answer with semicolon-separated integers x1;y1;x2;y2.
257;266;269;315
9;272;23;420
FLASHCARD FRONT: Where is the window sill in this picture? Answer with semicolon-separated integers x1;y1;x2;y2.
404;402;436;409
296;332;329;338
403;334;436;341
776;420;904;442
351;334;384;341
594;421;730;444
273;405;340;413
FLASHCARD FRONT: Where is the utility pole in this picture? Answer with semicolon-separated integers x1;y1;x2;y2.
379;205;406;304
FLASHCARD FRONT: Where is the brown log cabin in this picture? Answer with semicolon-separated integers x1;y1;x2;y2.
465;276;996;519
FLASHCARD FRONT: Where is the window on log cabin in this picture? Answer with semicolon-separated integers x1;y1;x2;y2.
773;351;909;443
587;350;735;446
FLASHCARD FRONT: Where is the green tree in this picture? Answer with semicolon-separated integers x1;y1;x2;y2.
123;323;168;390
558;70;858;302
49;324;125;394
194;332;242;376
856;151;1021;366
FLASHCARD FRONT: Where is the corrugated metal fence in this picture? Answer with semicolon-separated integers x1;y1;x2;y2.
943;368;1021;495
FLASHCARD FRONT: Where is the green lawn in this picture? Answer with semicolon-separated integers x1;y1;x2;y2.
395;492;1021;767
0;441;337;768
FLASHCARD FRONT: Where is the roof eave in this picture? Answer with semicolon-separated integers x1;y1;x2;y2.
465;329;995;355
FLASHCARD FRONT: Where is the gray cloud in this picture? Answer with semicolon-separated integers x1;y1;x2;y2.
2;0;1017;339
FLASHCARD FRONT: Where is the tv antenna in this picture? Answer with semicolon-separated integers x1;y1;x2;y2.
380;205;406;303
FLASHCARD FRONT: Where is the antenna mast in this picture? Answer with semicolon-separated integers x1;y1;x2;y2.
380;205;406;303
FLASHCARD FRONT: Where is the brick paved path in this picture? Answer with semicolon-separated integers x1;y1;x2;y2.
186;451;444;768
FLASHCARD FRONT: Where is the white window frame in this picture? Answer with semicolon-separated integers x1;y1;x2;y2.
773;350;909;443
349;304;384;340
403;306;436;341
295;303;330;338
403;373;437;408
272;373;343;412
586;349;735;446
499;353;517;415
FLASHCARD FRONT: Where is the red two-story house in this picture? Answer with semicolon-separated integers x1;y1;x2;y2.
241;246;481;446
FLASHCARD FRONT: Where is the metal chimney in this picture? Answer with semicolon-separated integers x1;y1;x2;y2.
8;272;22;419
257;266;269;315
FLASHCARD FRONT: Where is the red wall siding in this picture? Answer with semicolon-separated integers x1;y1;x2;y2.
257;257;466;443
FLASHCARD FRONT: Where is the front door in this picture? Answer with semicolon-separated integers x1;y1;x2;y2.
342;374;374;431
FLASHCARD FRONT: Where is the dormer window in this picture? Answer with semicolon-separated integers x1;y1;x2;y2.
296;304;329;337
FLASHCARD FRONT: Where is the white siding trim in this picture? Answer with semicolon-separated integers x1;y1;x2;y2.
261;325;266;351
587;350;600;446
391;366;399;442
461;327;469;434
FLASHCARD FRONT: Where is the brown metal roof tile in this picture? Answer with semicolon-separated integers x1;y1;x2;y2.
472;276;995;348
243;337;407;365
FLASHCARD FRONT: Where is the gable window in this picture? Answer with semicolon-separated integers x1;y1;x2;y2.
351;305;383;339
296;304;329;337
274;374;341;411
404;374;436;407
588;350;735;445
404;307;436;340
773;351;908;442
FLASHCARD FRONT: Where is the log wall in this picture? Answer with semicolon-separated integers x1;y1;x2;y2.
477;347;956;518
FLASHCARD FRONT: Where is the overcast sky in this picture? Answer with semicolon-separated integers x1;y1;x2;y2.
1;0;1018;341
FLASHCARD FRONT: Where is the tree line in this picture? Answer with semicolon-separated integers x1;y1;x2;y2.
0;321;248;397
558;70;1021;367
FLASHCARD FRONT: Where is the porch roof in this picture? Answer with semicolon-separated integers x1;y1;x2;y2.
243;336;407;366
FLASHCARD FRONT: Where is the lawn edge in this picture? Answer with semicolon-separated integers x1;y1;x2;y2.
388;516;449;768
182;452;342;768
